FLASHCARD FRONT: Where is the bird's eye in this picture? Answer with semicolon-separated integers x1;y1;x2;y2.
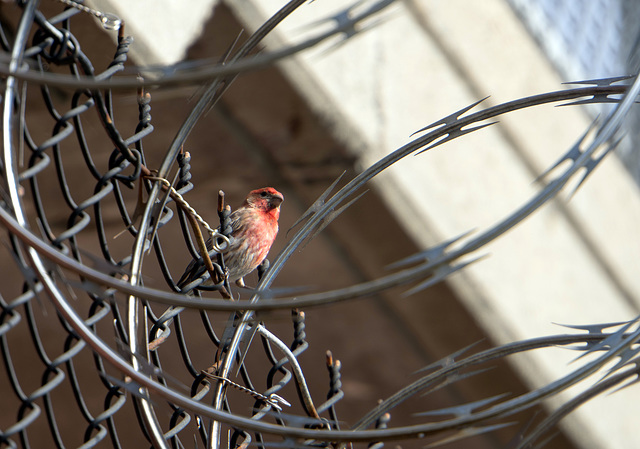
260;191;268;198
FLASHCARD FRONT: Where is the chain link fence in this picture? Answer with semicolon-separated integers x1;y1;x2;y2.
1;1;640;448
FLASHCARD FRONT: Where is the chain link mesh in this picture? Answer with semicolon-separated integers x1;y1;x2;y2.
0;2;344;448
2;1;640;449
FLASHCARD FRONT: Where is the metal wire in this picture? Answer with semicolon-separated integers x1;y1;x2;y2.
0;1;346;447
1;1;640;448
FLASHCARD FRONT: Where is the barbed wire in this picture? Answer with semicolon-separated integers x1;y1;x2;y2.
1;0;639;448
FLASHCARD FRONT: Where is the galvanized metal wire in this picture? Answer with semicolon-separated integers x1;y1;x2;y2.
0;1;358;447
2;1;640;448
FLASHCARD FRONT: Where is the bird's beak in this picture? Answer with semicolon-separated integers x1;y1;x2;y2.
271;193;284;207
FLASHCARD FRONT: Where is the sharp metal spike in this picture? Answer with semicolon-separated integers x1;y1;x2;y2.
101;372;151;399
564;141;618;201
387;229;475;270
319;14;395;56
299;189;368;250
553;319;632;334
415;340;484;374
596;343;640;382
402;255;487;297
416;393;509;418
562;75;633;86
606;368;640;396
569;318;640;363
424;422;515;448
415;121;498;156
412;96;491;136
534;121;597;182
298;0;367;34
418;367;495;398
559;95;622;107
287;171;346;236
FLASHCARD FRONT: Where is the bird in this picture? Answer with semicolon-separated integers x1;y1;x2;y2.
177;187;284;291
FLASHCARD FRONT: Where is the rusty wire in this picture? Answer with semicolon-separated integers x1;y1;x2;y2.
1;0;640;448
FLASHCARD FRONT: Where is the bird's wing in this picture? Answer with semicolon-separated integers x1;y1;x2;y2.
176;240;220;289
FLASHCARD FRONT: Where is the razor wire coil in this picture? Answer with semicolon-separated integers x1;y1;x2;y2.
0;2;339;448
2;1;640;449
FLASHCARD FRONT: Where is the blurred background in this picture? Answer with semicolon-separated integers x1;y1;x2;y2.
2;0;640;448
